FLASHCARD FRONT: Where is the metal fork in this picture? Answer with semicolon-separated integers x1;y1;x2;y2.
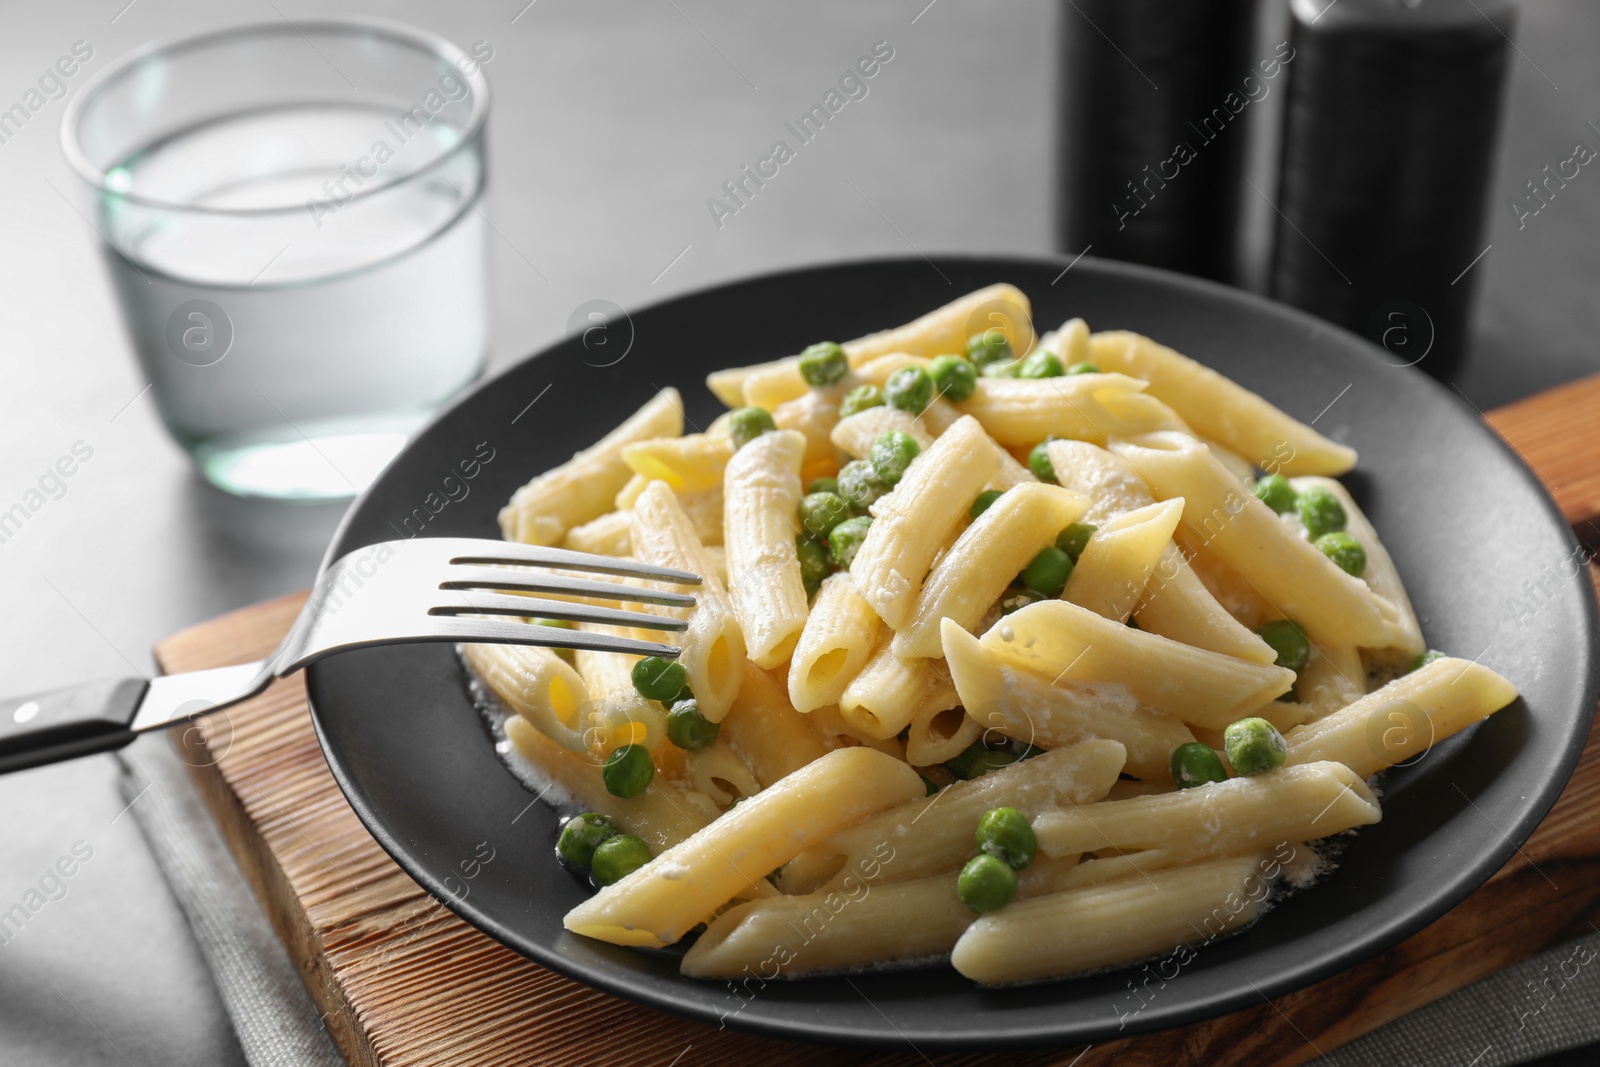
0;538;700;775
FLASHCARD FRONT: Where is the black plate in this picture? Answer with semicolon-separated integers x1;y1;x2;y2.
306;255;1599;1049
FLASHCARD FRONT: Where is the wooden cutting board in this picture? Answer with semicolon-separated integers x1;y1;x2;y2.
155;376;1600;1067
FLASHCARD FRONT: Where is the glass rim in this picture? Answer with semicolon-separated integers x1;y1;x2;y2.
58;16;490;217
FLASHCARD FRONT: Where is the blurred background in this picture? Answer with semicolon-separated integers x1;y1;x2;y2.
0;1;1596;1063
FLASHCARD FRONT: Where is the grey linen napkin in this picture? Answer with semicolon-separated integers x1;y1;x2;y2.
116;736;344;1067
116;729;1598;1066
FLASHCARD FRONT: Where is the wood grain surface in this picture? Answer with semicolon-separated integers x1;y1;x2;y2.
153;374;1600;1067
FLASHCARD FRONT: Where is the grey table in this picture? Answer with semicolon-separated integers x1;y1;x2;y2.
0;2;1596;1064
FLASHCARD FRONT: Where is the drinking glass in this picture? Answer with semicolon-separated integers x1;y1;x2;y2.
61;19;491;499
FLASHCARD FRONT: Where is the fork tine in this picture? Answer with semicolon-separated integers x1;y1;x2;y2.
443;540;702;585
431;592;688;632
435;616;681;658
440;566;695;608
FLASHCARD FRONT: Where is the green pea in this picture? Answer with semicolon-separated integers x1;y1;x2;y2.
837;459;890;512
1013;741;1046;760
666;698;721;751
838;384;885;417
796;535;831;597
945;740;1019;780
919;773;940;796
798;341;848;387
1223;717;1287;776
957;853;1018;913
1017;351;1064;379
1255;619;1311;672
798;491;851;539
1066;361;1100;375
671;684;695;705
1169;742;1229;790
828;516;873;570
1021;546;1074;597
1055;522;1096;561
556;812;618;868
602;744;655;797
1028;438;1058;482
928;354;977;402
1296;484;1346;539
533;618;576;663
728;406;777;449
885;366;934;414
1315;531;1367;576
970;489;1005;520
591;834;652;886
631;656;687;702
1253;473;1297;514
869;431;921;486
966;330;1013;368
1410;649;1447;673
975;806;1036;869
1000;587;1045;615
807;476;839;495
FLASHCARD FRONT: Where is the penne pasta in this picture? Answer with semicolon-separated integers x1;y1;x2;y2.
956;373;1151;447
1110;431;1400;648
630;481;747;722
781;739;1126;895
1032;760;1381;860
850;415;999;631
1284;656;1518;777
787;572;883;712
622;434;731;495
839;635;937;740
892;481;1090;659
722;429;810;667
1061;498;1184;622
943;622;1196;781
463;642;593;752
1089;330;1358;475
968;600;1294;729
719;662;829;787
499;388;683;545
563;747;925;948
951;854;1270;985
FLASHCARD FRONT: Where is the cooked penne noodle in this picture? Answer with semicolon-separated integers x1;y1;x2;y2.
719;662;829;787
788;572;883;712
1293;640;1366;721
951;854;1270;985
681;853;1079;979
463;642;593;752
970;600;1294;729
1284;657;1518;777
561;509;632;557
1110;431;1399;648
1061;498;1184;622
773;388;845;464
499;387;683;545
503;716;711;851
671;741;762;808
1089;330;1358;475
850;415;998;631
1032;760;1380;859
1133;545;1279;664
630;482;747;722
1293;476;1427;659
1044;439;1156;524
722;429;810;667
781;739;1126;895
622;434;731;495
804;702;908;759
839;636;937;740
943;622;1196;780
905;695;982;767
956;373;1150;447
563;747;925;948
829;405;933;458
893;481;1089;659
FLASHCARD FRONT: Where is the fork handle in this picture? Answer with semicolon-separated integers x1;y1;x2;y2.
0;678;149;775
